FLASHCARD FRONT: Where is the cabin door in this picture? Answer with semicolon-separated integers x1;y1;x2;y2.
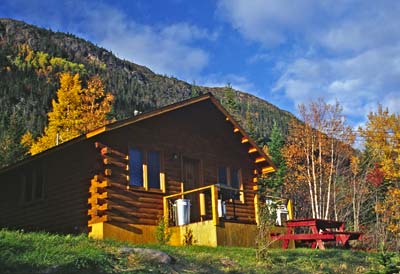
183;157;201;222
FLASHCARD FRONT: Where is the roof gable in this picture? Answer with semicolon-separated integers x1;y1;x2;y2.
0;93;275;174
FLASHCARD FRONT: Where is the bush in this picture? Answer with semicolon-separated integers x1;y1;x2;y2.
155;217;172;245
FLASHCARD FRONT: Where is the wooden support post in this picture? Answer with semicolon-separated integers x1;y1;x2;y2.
199;192;206;219
211;185;219;226
180;182;184;199
253;185;260;225
163;197;169;224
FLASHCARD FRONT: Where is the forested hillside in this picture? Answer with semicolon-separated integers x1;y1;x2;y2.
0;18;296;168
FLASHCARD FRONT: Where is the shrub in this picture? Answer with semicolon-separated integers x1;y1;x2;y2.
155;217;172;245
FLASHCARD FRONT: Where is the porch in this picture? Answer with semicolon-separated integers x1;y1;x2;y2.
163;184;260;246
89;182;263;247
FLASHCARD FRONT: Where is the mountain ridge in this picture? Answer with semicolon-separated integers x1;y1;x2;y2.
0;18;297;168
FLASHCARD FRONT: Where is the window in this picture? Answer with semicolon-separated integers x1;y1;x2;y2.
22;167;45;204
129;148;164;191
218;166;242;189
24;176;33;203
129;148;143;187
230;168;240;189
217;166;243;202
147;151;160;189
218;167;227;185
34;169;44;199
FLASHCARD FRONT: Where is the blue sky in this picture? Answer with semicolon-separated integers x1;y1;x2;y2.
1;0;400;128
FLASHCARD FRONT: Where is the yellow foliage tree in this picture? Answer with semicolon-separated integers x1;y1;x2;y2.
362;105;400;249
361;105;400;181
25;73;113;155
376;187;400;249
80;75;113;133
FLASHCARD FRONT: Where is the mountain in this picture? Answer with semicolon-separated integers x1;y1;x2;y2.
0;18;297;168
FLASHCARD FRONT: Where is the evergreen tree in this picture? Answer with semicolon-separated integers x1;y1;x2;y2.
224;83;239;115
189;80;202;98
0;113;28;167
261;122;286;196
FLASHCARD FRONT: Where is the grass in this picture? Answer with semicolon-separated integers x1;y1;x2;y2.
0;229;398;273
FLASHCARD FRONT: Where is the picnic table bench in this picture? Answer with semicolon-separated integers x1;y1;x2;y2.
271;218;362;250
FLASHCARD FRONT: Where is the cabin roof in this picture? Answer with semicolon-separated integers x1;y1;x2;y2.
0;93;276;174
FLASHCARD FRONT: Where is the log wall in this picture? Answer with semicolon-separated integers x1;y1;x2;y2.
0;99;263;233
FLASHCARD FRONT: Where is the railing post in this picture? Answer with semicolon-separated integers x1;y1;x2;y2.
211;185;219;226
163;196;169;224
253;185;260;225
199;192;206;221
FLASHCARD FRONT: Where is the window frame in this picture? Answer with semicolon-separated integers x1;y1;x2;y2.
217;166;244;203
20;165;45;205
128;147;165;193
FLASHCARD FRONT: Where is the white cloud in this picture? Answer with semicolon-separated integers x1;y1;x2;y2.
217;0;322;46
78;4;214;79
247;53;272;64
219;0;400;125
218;0;400;52
273;45;400;124
198;73;258;95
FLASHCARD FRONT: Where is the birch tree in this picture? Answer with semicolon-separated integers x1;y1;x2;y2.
283;99;354;219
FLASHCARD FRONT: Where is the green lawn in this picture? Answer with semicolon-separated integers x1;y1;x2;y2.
0;229;398;273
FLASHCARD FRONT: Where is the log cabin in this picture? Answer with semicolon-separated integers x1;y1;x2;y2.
0;93;277;247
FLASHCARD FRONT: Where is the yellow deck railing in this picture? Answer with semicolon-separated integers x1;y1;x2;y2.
163;184;220;225
163;184;258;226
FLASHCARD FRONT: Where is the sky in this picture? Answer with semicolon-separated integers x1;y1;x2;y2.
1;0;400;128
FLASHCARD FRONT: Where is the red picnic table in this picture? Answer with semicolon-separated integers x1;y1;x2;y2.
271;218;362;250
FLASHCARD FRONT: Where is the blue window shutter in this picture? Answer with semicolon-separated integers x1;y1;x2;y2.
129;148;143;187
147;151;160;189
231;168;239;189
218;167;227;185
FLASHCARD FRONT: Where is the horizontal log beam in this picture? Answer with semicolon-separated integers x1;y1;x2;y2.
103;157;129;170
88;215;108;225
107;198;163;211
100;146;128;159
255;157;266;163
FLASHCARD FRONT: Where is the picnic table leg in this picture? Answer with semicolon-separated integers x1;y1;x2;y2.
337;223;351;248
336;234;351;247
310;225;325;250
282;227;292;249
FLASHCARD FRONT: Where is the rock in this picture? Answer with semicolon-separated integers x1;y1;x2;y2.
220;257;236;267
118;247;174;264
42;265;61;274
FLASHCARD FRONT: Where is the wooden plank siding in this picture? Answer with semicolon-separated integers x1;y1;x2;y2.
0;96;271;237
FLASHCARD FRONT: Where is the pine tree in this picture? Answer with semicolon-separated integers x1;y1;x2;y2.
261;122;286;196
224;83;239;115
